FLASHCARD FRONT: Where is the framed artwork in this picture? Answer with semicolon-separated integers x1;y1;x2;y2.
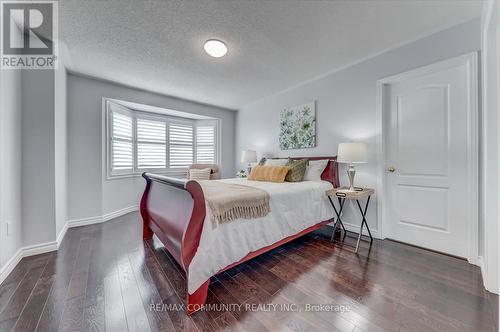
279;101;316;150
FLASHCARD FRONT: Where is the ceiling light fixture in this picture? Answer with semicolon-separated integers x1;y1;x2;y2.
204;39;227;58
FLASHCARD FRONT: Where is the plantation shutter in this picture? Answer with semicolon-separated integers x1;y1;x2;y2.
137;118;166;169
195;125;216;164
111;111;133;172
169;123;193;168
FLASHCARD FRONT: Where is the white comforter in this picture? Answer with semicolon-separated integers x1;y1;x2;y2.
187;178;334;293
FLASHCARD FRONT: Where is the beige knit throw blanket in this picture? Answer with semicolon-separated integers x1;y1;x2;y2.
197;180;271;227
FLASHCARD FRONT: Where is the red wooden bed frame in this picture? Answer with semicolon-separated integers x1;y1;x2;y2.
140;156;339;315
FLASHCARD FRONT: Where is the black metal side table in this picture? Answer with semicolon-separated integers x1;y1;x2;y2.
326;187;374;253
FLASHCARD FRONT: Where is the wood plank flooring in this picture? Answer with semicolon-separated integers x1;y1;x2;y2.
0;212;497;332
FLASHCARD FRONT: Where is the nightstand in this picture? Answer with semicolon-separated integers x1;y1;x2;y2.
326;187;374;253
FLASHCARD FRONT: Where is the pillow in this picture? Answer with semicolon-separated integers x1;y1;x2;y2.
265;158;289;166
303;159;329;181
188;168;211;180
285;159;308;182
248;165;289;183
257;157;267;166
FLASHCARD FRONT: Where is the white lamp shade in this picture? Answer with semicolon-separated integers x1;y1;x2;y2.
241;150;257;163
337;142;367;163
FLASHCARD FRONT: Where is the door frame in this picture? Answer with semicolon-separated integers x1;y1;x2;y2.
375;52;479;264
480;0;499;293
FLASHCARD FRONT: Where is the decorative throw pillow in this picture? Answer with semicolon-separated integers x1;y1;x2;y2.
248;165;290;183
285;159;308;182
258;157;267;166
265;158;289;166
188;168;211;180
304;159;329;181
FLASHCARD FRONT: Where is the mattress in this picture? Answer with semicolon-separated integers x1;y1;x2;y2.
187;178;334;293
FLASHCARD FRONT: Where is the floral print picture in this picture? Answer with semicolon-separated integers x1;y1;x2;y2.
279;101;316;150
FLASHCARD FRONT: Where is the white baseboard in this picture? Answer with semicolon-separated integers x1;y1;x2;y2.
67;205;139;228
56;222;69;248
342;221;381;239
22;241;58;257
478;255;487;284
0;240;58;285
0;248;23;285
477;256;498;294
327;219;381;239
67;214;102;228
103;205;139;222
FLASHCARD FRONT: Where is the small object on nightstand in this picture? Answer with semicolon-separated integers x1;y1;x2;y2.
326;187;374;253
241;150;257;175
236;169;247;178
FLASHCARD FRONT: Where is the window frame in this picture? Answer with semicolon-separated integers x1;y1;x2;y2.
104;99;221;179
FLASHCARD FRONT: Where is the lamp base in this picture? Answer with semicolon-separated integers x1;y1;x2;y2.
347;164;356;191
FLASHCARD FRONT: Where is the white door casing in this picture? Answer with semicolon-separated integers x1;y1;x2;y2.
480;0;499;294
376;53;478;262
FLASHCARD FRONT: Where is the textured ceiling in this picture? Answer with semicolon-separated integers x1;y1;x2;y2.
59;0;482;109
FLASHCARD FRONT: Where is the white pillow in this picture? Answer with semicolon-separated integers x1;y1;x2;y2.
304;159;329;181
265;158;289;166
189;168;211;180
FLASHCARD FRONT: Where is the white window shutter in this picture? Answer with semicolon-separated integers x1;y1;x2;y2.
137;118;166;169
196;125;216;164
169;123;193;168
111;111;133;171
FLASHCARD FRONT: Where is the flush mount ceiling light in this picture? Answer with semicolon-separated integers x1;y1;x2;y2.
203;39;227;58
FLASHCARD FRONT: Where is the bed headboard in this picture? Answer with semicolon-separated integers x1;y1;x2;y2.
268;156;340;188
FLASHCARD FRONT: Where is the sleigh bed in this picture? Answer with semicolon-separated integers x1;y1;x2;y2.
140;156;339;315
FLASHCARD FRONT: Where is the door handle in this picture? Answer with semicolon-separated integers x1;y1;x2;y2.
388;166;396;173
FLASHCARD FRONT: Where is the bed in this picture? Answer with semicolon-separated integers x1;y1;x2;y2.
140;156;339;315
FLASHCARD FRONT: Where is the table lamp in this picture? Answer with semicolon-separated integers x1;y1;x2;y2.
337;142;367;191
241;150;257;175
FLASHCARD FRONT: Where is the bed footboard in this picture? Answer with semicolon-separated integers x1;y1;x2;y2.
140;173;206;271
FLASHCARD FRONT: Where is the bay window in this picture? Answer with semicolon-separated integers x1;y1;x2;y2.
106;100;219;178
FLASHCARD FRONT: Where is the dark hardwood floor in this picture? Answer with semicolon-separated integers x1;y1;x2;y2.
0;212;497;332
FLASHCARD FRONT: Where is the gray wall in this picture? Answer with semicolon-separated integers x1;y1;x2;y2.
235;19;481;234
21;70;57;247
0;63;23;270
67;74;236;221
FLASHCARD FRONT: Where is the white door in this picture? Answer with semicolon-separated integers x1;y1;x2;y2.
384;54;477;258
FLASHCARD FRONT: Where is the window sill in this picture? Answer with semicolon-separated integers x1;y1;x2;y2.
106;169;188;181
